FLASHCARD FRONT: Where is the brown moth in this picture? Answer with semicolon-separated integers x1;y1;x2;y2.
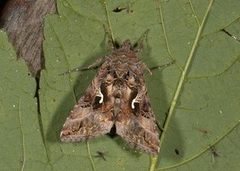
60;40;160;155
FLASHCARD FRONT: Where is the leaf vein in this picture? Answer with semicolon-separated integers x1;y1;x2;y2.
18;98;26;171
202;16;240;38
49;14;97;170
157;120;240;170
187;0;200;26
158;0;214;163
102;0;115;43
61;0;103;24
188;54;240;80
48;20;77;102
154;0;183;71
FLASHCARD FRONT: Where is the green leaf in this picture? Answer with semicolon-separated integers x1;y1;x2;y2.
1;0;239;171
41;0;240;170
0;32;47;170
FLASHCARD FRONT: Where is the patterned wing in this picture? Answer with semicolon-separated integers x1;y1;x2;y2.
60;76;114;142
115;85;160;155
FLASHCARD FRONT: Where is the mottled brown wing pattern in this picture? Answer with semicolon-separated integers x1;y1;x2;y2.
115;114;160;155
60;76;114;142
115;78;160;155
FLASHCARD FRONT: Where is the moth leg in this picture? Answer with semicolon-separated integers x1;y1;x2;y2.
156;120;164;132
142;63;152;75
143;60;175;75
86;57;105;69
142;58;175;75
149;60;175;71
59;57;104;76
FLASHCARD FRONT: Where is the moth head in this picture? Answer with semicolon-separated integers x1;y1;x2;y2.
121;39;132;50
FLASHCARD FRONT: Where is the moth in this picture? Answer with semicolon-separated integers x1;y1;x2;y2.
60;40;160;155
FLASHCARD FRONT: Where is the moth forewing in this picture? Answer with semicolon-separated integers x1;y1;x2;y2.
60;40;160;155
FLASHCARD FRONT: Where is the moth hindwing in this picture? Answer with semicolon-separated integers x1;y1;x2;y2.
60;40;160;155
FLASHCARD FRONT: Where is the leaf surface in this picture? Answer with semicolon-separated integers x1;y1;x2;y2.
0;31;47;170
41;0;240;170
1;0;239;171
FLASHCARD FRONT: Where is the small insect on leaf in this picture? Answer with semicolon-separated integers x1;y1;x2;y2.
174;148;180;155
112;6;126;13
209;145;220;163
112;5;133;13
60;40;160;155
193;126;210;136
94;151;108;161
